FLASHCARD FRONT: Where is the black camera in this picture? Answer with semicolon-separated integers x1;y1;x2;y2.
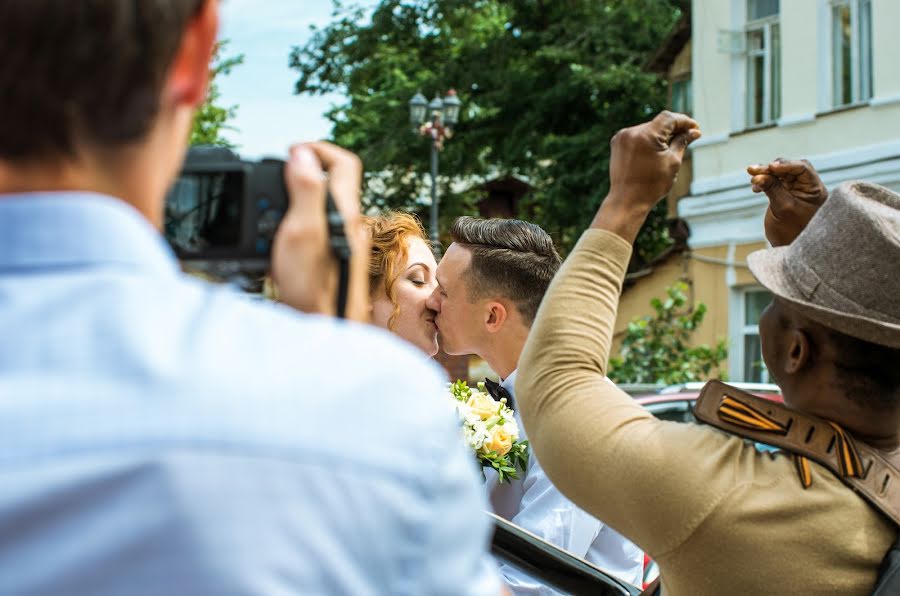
164;145;287;276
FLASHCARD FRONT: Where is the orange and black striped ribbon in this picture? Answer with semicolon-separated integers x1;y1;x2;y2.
794;454;813;489
717;396;863;489
827;421;864;479
793;424;862;490
717;395;788;434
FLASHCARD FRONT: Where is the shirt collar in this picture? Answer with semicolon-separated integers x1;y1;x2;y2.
0;192;179;276
500;368;518;395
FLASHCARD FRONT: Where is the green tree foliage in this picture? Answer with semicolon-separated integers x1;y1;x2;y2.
608;282;729;385
191;40;244;147
290;0;684;257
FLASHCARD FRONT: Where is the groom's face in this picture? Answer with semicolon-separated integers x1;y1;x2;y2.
426;243;486;356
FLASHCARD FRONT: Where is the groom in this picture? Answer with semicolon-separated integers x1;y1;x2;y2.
427;216;644;591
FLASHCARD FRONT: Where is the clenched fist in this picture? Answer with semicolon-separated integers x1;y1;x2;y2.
593;111;702;243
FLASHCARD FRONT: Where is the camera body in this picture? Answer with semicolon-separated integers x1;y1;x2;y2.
164;146;287;276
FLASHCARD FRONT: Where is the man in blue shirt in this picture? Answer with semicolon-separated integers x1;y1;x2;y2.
0;1;502;594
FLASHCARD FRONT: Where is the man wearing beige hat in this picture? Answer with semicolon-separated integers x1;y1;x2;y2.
515;110;900;594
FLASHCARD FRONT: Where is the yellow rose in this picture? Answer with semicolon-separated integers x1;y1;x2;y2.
467;392;499;420
483;426;513;456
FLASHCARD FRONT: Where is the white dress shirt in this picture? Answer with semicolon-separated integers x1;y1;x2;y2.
0;192;501;596
488;370;644;593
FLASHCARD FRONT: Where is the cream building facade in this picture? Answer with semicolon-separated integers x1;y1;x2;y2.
615;0;900;383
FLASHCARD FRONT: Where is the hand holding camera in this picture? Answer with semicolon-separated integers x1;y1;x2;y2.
272;143;370;321
164;142;370;321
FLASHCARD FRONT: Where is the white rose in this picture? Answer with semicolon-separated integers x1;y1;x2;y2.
467;391;500;420
502;419;519;440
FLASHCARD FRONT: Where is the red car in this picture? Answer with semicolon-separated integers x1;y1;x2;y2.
632;382;783;589
635;381;783;423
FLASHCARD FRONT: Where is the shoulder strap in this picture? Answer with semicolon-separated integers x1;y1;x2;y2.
693;380;900;527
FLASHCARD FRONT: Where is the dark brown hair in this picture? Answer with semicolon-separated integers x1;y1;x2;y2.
450;216;562;326
778;304;900;408
825;329;900;409
0;0;205;160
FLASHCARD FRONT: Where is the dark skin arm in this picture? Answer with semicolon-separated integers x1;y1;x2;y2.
591;110;701;239
590;116;828;249
747;159;828;246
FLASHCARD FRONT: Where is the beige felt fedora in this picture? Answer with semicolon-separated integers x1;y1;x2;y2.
747;181;900;348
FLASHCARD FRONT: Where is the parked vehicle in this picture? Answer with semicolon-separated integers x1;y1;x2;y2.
489;512;641;595
636;381;782;424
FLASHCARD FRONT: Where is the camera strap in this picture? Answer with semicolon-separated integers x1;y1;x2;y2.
325;189;352;319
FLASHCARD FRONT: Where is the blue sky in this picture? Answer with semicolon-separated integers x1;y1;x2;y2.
218;1;377;159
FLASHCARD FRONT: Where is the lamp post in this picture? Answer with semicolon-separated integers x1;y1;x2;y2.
409;89;461;255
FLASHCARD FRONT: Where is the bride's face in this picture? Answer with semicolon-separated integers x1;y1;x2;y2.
371;237;439;356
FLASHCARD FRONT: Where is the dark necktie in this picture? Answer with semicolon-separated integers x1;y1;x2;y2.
484;378;515;410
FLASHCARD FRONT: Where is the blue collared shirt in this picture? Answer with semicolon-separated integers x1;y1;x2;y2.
0;192;500;596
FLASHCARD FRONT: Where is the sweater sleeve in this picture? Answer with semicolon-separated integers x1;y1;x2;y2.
515;229;744;557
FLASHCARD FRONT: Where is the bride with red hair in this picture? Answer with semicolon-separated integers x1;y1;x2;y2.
364;212;440;356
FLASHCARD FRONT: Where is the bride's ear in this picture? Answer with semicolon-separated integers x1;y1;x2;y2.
484;301;507;333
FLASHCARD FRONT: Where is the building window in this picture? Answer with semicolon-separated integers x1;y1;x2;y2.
746;0;781;127
832;0;872;107
671;77;692;115
735;289;773;383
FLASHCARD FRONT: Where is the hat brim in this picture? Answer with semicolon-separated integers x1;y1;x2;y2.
748;248;900;349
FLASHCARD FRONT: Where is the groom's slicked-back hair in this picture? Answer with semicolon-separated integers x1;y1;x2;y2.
0;0;206;161
451;217;562;326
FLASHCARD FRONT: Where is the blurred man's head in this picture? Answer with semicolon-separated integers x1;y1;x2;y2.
427;217;562;362
0;0;218;223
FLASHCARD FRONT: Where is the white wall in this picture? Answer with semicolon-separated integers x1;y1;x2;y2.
683;0;900;247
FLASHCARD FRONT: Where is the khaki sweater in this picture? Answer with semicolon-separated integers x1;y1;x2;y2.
516;229;896;595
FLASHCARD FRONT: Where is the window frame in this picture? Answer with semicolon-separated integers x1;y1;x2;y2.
830;0;873;108
745;12;781;128
670;76;693;116
730;287;773;383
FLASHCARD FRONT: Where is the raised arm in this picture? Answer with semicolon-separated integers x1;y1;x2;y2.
747;158;828;246
592;111;701;242
515;113;752;556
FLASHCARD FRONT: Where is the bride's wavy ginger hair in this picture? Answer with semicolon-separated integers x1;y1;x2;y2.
364;212;431;330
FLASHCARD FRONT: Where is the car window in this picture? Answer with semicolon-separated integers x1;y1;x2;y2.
644;400;696;423
489;513;640;595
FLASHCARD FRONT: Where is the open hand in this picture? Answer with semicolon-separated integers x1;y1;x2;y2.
747;159;827;246
271;142;370;321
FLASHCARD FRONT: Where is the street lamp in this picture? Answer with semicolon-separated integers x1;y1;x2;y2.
408;92;427;127
409;89;462;255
